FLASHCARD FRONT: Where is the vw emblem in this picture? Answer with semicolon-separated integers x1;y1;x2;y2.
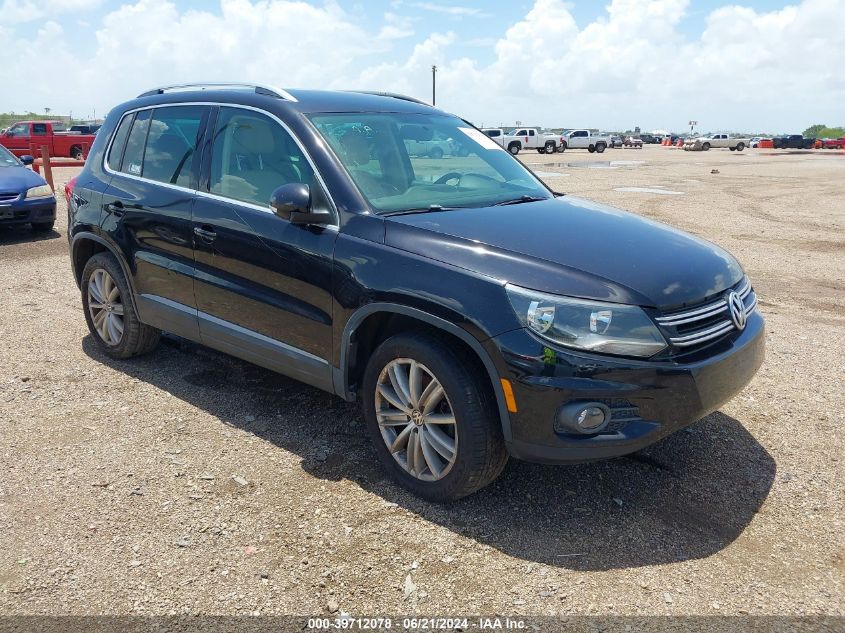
727;291;746;331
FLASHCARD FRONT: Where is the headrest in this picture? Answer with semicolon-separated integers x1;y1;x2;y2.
232;118;275;154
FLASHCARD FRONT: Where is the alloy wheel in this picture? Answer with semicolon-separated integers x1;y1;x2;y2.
87;269;125;346
375;358;458;481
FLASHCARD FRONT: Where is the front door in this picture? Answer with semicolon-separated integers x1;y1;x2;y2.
191;105;338;390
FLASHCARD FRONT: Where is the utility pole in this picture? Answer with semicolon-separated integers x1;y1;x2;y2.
432;65;437;106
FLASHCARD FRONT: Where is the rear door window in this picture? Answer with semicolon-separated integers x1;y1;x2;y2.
32;124;48;135
107;114;134;172
142;106;207;187
120;110;152;176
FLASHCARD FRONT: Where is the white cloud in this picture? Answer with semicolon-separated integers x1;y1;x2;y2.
1;0;843;132
406;2;485;17
0;0;104;24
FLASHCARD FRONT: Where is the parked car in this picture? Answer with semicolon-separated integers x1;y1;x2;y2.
68;83;764;501
638;134;660;144
609;135;623;148
0;120;97;159
623;136;643;148
559;130;609;153
684;134;749;151
502;128;561;155
481;128;505;147
69;124;102;135
772;135;815;150
401;125;456;159
0;144;56;231
820;137;845;149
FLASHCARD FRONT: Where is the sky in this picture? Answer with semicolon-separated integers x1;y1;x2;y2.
1;0;843;133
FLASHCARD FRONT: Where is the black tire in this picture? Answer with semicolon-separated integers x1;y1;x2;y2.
736;142;745;151
508;142;520;155
702;142;711;151
81;252;160;359
429;147;444;160
544;141;556;154
70;146;83;160
31;220;54;232
595;143;606;154
537;148;546;154
729;146;736;151
557;142;566;153
361;332;508;502
588;145;596;153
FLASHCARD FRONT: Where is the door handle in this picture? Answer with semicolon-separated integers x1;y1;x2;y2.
106;201;125;217
193;226;217;241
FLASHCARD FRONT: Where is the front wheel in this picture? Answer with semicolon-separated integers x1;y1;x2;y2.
429;147;444;160
361;332;508;502
508;143;520;155
81;252;160;359
702;142;711;151
588;145;596;153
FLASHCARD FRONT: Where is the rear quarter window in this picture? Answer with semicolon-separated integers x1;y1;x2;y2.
120;110;152;176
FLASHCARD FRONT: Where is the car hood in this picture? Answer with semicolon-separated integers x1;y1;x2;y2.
383;196;743;310
0;165;48;193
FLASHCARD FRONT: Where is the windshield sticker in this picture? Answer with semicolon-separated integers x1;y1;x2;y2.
458;127;505;152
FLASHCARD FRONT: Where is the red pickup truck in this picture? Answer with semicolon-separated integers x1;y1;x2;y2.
0;120;96;160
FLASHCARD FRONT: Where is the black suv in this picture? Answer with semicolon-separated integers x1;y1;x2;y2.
68;83;765;501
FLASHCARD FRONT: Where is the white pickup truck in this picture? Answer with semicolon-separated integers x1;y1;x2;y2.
498;128;562;155
684;134;749;151
559;130;609;153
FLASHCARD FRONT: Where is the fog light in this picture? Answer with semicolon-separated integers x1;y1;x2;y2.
576;406;607;430
555;401;611;435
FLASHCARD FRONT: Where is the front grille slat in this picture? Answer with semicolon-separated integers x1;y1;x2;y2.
0;192;20;203
656;277;757;350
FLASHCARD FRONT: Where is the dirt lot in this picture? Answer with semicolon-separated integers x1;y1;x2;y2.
0;146;843;617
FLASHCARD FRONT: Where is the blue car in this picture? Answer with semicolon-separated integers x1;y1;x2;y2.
0;144;56;231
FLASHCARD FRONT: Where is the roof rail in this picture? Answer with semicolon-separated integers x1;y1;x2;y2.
349;91;431;106
137;82;298;102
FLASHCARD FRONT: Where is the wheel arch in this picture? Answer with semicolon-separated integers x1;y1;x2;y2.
71;232;139;308
335;303;513;441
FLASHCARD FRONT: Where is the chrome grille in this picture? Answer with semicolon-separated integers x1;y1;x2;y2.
0;192;20;203
655;278;757;348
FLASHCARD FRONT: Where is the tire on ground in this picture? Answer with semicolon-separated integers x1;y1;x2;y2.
81;252;160;359
361;331;508;502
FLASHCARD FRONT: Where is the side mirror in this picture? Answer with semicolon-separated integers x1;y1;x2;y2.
20;155;34;166
270;183;331;225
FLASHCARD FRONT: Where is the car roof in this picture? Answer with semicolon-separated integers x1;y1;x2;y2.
119;87;441;117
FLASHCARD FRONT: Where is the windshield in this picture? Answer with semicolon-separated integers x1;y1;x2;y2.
0;145;20;167
309;113;551;213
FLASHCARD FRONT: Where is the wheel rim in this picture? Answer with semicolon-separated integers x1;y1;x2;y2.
87;269;124;346
375;358;458;482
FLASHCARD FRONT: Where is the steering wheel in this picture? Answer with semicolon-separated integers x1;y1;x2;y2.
434;172;462;185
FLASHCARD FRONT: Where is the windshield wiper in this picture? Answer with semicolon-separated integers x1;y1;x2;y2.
383;204;460;216
492;195;550;206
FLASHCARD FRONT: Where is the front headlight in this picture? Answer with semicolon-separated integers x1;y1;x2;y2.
506;284;667;357
26;184;54;199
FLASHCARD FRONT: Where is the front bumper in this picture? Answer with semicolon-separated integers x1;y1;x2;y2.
0;196;57;225
487;312;765;464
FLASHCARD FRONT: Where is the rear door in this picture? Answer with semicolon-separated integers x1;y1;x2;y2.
190;105;338;390
100;104;210;340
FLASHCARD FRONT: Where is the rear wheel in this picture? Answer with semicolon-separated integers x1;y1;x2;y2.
557;142;567;153
736;142;745;151
544;141;556;154
70;146;83;160
429;147;444;159
595;143;606;153
81;252;160;359
361;332;507;502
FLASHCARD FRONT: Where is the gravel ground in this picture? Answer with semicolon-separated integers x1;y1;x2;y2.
0;147;842;617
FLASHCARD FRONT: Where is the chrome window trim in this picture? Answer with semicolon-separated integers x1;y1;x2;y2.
101;101;339;228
